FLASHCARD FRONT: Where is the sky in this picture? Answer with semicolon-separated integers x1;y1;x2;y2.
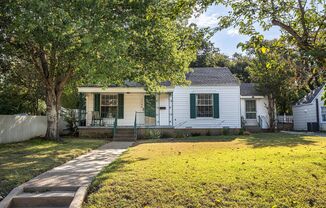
189;5;282;56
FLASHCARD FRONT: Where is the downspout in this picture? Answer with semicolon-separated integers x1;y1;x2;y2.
316;99;320;131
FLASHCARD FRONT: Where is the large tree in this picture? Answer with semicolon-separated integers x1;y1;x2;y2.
211;0;326;88
243;36;300;128
1;0;203;140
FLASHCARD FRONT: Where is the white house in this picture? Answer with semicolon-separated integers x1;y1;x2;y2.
292;85;326;131
77;67;270;139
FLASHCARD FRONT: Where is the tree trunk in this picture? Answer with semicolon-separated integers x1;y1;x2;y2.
45;87;62;141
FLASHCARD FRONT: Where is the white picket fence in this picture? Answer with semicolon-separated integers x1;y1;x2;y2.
277;115;293;123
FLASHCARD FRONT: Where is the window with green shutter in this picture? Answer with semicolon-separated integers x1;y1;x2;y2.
213;94;219;118
118;94;124;119
94;93;100;112
190;94;196;118
190;93;219;118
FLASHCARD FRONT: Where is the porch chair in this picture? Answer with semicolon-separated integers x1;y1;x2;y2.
91;111;103;126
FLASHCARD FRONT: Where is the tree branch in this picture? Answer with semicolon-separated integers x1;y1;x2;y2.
271;19;309;49
297;0;308;40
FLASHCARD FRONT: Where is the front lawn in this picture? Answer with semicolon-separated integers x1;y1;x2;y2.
0;137;106;200
84;133;326;208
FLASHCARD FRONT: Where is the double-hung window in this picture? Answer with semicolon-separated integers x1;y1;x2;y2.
321;106;326;122
101;95;118;118
196;94;213;117
245;100;256;119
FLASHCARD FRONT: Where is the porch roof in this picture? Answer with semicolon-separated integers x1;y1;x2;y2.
78;86;174;93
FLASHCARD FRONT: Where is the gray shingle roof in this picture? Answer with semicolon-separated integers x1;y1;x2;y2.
81;67;239;87
186;67;240;86
240;83;264;96
295;85;324;105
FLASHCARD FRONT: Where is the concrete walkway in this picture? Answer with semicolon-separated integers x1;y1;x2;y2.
0;141;133;208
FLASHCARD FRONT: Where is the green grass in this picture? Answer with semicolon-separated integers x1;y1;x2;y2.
84;133;326;208
0;137;106;199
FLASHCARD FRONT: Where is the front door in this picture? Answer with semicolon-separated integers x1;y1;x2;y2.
245;100;258;126
145;95;156;126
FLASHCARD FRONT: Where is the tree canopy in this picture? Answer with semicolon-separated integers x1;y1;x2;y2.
0;0;204;139
209;0;325;88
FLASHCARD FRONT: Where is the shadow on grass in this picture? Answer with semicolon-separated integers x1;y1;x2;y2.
134;133;319;148
239;133;317;148
86;155;147;197
135;135;238;145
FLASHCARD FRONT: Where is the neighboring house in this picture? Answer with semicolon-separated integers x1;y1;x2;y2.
77;67;270;139
292;85;326;131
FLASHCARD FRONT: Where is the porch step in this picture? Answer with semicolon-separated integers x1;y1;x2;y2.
9;191;74;208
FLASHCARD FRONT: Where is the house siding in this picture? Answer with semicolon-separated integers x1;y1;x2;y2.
293;103;316;131
293;87;326;131
240;97;270;129
173;86;241;129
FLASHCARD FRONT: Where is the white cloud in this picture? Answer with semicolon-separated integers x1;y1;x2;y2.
226;27;240;36
188;13;219;28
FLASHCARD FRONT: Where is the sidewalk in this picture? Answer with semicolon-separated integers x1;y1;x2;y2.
0;141;133;208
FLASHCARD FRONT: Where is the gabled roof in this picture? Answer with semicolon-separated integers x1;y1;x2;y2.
240;83;264;96
186;67;240;86
295;84;324;105
81;67;239;88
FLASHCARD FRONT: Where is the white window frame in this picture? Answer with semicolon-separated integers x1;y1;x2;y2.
321;106;326;122
245;100;257;119
100;94;118;118
196;94;213;118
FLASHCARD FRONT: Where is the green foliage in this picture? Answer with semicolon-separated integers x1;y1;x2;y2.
213;0;325;86
190;39;252;82
84;133;326;207
243;36;302;114
62;109;79;136
1;0;205;138
144;129;161;139
222;127;230;135
0;66;45;115
228;53;252;82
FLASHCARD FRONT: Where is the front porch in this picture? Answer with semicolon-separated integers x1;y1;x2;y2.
77;86;174;139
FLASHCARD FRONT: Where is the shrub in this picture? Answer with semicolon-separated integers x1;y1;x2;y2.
175;130;190;138
239;128;245;135
144;129;161;139
243;131;251;135
161;131;176;138
223;127;230;135
191;132;201;137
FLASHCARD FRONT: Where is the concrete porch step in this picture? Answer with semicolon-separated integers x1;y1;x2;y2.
9;191;74;208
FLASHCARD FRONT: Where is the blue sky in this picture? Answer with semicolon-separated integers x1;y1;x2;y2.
189;5;282;56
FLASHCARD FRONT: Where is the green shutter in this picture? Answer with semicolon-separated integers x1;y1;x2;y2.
190;94;196;118
213;93;219;118
118;94;124;119
94;93;100;112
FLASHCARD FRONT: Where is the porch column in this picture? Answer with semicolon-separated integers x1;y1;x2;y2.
85;93;95;126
